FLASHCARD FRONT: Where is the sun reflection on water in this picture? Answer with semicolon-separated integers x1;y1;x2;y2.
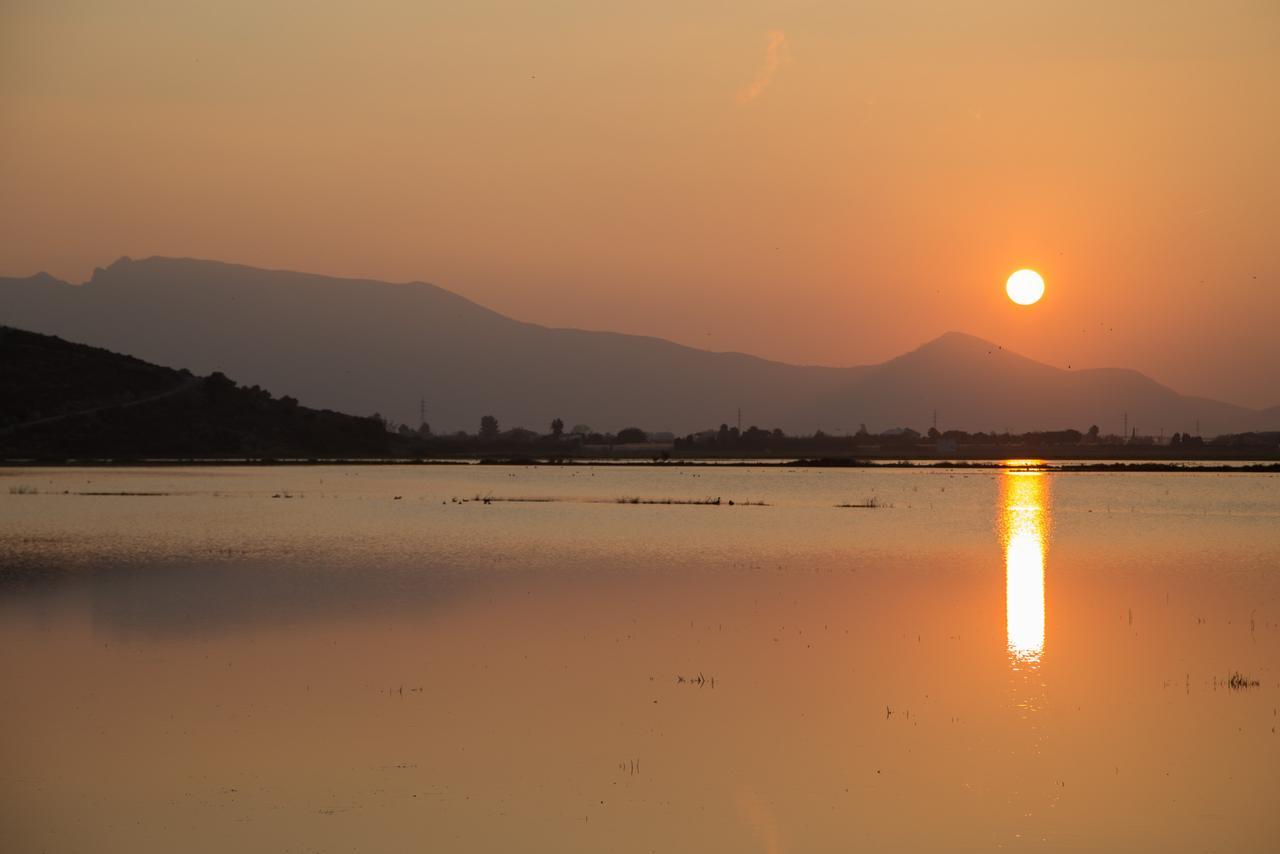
1001;469;1048;669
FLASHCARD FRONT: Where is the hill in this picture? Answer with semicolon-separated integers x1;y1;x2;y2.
850;331;1264;437
0;326;391;458
2;257;1276;436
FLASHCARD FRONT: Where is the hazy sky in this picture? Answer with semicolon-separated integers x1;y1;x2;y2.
2;1;1277;406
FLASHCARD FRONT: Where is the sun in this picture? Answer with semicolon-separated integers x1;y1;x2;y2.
1006;269;1045;306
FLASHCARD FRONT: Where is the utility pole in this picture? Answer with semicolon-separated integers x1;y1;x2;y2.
1123;411;1128;439
932;409;938;432
419;395;426;427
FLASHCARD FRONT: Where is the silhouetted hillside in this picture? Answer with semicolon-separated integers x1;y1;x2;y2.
1;324;194;425
2;257;1277;435
0;327;390;459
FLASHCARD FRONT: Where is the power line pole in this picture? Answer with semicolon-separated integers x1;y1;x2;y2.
419;395;426;427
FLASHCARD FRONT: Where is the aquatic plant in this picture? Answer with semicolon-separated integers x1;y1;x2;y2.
614;496;737;505
1227;671;1260;690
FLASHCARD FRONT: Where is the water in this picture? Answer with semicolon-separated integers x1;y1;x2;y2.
1;465;1277;852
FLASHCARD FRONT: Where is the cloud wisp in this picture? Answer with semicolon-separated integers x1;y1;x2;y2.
737;30;790;104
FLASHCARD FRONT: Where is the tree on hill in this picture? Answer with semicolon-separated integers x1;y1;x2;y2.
479;414;499;439
551;417;564;439
616;427;647;444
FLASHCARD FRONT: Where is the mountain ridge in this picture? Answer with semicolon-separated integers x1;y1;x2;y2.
0;325;391;458
2;256;1275;436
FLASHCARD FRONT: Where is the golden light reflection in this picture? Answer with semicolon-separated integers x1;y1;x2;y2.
1002;458;1048;470
1001;470;1048;668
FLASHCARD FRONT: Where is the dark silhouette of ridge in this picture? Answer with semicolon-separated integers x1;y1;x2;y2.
0;326;390;458
1;257;1275;435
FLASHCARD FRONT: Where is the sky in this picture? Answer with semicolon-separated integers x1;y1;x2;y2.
2;1;1277;407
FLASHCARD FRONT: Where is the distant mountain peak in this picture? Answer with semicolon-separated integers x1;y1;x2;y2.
933;330;990;344
93;255;234;283
888;330;1021;365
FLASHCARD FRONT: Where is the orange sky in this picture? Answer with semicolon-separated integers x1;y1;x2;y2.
2;1;1277;406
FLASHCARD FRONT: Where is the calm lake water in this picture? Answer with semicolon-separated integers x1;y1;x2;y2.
1;465;1277;852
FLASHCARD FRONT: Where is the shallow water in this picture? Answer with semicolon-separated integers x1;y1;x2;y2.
1;465;1277;852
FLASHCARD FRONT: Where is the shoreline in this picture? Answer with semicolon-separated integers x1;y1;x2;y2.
2;457;1278;473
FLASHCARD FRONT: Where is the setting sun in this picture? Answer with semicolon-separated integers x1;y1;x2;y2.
1006;269;1045;306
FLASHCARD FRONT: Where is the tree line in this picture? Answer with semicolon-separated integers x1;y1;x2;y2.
377;413;1277;456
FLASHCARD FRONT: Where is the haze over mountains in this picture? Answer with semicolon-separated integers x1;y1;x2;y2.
2;257;1276;437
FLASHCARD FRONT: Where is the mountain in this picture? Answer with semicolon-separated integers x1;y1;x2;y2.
2;256;1275;436
0;326;391;458
851;332;1267;436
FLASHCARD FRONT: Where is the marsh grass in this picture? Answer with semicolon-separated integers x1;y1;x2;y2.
1227;671;1260;690
469;494;556;504
836;497;882;508
456;493;766;506
616;496;766;506
619;496;717;505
